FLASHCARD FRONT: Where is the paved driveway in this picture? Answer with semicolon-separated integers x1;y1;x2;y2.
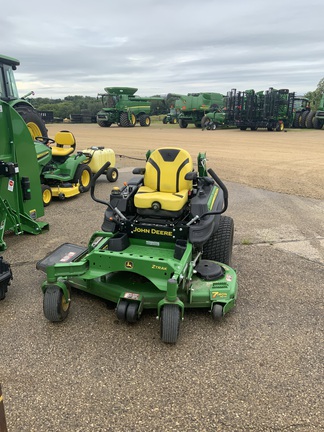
1;172;323;431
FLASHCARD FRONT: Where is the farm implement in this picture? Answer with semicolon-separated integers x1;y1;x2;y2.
0;100;49;250
38;147;238;344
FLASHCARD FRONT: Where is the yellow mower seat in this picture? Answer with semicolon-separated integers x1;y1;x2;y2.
51;131;76;157
134;147;193;213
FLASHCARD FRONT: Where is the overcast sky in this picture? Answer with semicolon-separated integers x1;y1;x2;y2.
2;0;324;99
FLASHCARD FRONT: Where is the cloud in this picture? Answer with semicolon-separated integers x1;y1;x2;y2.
1;0;324;98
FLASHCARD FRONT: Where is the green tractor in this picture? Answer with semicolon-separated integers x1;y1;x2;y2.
37;147;238;344
96;87;163;127
292;95;311;128
302;94;324;129
0;54;47;139
176;92;225;128
162;106;179;124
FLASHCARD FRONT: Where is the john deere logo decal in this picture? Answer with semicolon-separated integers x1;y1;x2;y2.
125;261;134;269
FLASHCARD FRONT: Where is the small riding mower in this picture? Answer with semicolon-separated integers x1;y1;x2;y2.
35;132;118;206
37;147;238;344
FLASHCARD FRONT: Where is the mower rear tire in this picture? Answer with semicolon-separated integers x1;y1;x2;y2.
106;167;118;182
202;216;234;266
160;304;180;344
42;184;52;207
74;165;92;192
43;285;70;322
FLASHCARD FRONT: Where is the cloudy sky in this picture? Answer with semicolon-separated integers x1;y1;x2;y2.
2;0;324;99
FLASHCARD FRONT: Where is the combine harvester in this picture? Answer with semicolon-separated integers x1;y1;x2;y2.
96;87;163;127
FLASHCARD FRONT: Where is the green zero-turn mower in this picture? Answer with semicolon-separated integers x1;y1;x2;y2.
37;147;238;344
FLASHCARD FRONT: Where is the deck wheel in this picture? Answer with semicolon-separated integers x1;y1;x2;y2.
160;304;181;344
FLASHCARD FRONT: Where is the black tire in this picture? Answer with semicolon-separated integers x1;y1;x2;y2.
211;123;217;130
0;286;7;301
15;105;48;139
43;285;70;322
139;114;151;127
41;184;52;207
119;112;130;127
305;111;315;129
212;303;223;321
293;112;301;128
116;299;128;321
240;127;247;131
129;113;137;127
251;126;257;131
160;304;181;344
202;216;234;265
126;302;139;323
300;110;309;128
276;122;284;132
162;116;168;124
313;117;323;129
106;167;118;182
179;119;188;128
73;164;92;192
201;115;209;129
97;121;112;127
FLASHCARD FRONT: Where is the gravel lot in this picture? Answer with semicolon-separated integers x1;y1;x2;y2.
1;124;323;431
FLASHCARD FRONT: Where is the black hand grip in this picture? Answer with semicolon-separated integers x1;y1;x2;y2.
90;161;111;205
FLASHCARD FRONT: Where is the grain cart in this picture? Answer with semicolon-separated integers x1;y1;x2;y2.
176;92;225;128
37;148;238;344
96;87;163;127
228;88;294;131
0;54;47;139
0;100;48;250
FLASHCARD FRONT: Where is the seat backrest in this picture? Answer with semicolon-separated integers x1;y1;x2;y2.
144;148;193;193
52;130;76;157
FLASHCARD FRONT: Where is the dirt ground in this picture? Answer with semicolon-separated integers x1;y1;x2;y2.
47;122;324;200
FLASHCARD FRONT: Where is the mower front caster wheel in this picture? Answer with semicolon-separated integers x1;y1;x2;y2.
212;303;223;321
43;285;70;322
160;304;181;344
116;300;139;323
